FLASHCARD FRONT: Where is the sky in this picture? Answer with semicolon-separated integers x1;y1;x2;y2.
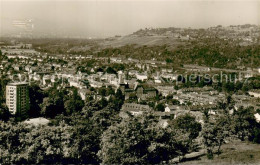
0;0;260;38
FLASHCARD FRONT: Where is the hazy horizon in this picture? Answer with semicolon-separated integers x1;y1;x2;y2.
0;0;260;38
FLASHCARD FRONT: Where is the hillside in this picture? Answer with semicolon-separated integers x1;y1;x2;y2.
98;35;185;48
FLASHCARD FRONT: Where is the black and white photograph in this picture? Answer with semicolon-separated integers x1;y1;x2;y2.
0;0;260;164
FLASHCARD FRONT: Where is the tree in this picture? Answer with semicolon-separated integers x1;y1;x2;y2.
0;122;32;164
0;115;102;164
28;84;45;118
92;102;121;132
202;113;231;159
106;67;116;74
166;58;173;63
20;122;73;164
40;89;66;118
98;114;158;164
0;104;10;121
98;87;107;97
215;115;231;155
155;103;165;112
166;94;173;100
64;88;84;115
202;121;216;159
172;99;180;105
0;77;10;103
61;115;101;164
98;112;197;164
231;106;258;141
106;86;115;95
168;113;201;159
114;88;124;107
170;114;202;140
112;63;125;71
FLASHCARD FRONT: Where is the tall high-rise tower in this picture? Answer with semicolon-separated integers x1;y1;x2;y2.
6;82;29;116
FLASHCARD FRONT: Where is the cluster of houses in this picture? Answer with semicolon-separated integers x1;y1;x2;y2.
134;25;260;44
1;42;259;125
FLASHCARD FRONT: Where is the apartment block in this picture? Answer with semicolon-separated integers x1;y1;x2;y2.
6;82;29;116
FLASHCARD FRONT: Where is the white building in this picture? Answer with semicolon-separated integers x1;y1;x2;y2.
6;82;29;115
249;89;260;98
136;73;148;81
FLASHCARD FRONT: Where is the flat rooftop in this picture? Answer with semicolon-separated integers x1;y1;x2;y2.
7;82;29;86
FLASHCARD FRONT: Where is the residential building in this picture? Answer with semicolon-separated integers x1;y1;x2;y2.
6;82;29;116
122;83;158;100
121;103;151;116
249;89;260;98
136;73;148;81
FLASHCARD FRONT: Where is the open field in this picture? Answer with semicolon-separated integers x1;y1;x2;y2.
99;35;184;48
179;141;260;165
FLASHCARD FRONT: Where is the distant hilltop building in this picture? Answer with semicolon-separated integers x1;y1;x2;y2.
6;82;29;116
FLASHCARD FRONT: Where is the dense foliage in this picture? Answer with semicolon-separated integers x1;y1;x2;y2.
96;38;260;69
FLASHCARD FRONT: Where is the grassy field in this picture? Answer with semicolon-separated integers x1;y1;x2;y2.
99;35;184;48
180;140;260;165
